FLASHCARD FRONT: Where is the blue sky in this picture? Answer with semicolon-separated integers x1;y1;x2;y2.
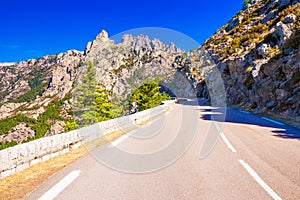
0;0;243;62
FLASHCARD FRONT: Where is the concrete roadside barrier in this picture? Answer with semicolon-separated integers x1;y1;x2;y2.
0;102;171;178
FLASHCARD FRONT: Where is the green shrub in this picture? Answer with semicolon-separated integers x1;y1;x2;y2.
181;52;188;60
64;120;77;132
130;78;171;111
0;141;18;150
31;122;51;138
0;115;36;135
243;0;251;8
12;82;47;103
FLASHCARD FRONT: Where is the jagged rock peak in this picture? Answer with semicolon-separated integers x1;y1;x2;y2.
85;30;111;55
121;34;183;54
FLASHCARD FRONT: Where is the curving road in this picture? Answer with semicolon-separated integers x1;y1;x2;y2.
26;99;300;199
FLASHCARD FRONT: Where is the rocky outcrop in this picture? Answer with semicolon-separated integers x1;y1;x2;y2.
176;0;300;122
0;123;35;144
84;32;182;98
0;103;26;120
46;121;65;136
0;49;84;145
85;30;110;54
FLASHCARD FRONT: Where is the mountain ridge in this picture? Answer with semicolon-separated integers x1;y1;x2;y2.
0;31;182;146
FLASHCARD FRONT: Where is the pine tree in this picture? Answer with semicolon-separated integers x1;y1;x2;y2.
74;61;98;126
73;61;113;126
94;89;113;122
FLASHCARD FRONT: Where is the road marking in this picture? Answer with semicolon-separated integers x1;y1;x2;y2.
220;132;237;153
38;170;81;200
142;118;161;127
262;117;284;126
108;134;129;147
239;110;250;114
211;115;237;153
238;160;282;200
200;111;223;115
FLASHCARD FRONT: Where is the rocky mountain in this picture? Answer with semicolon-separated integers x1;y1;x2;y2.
0;30;182;146
175;0;300;123
1;0;299;148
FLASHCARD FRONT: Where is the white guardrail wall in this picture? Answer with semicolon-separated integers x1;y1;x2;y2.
0;102;171;178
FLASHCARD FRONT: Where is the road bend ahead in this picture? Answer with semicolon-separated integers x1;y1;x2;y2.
26;99;300;199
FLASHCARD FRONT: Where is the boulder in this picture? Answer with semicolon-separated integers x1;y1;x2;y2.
283;14;296;24
0;123;35;143
257;43;271;58
272;22;293;47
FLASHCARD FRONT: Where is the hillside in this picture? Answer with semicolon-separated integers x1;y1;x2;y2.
0;0;299;149
176;0;300;123
0;31;182;147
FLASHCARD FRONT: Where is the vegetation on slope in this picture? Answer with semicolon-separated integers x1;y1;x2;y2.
73;61;113;128
0;95;71;150
130;78;170;111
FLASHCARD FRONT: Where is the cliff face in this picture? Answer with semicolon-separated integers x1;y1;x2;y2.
0;31;182;145
176;0;300;122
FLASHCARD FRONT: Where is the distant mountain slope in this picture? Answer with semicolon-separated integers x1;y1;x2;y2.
0;30;182;146
0;62;16;66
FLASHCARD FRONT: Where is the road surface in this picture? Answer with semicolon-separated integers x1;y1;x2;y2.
26;99;300;199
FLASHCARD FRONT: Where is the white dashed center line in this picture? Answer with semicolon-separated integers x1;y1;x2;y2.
220;132;237;153
239;160;282;200
39;170;81;200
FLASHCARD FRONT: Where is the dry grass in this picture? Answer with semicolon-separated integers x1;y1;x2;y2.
0;113;166;199
0;145;88;200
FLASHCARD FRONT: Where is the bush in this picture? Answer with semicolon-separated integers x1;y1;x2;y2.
64;120;77;132
0;141;18;150
181;52;188;60
245;66;253;73
31;122;51;138
130;78;171;111
0;115;36;135
243;0;251;9
12;82;47;103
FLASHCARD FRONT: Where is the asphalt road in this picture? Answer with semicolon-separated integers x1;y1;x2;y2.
26;99;300;199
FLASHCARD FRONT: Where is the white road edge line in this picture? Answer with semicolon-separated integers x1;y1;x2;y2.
38;170;81;200
262;117;284;126
238;160;282;200
220;132;237;153
239;110;250;114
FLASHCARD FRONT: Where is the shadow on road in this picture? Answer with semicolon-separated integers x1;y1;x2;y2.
199;107;300;140
175;98;300;140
